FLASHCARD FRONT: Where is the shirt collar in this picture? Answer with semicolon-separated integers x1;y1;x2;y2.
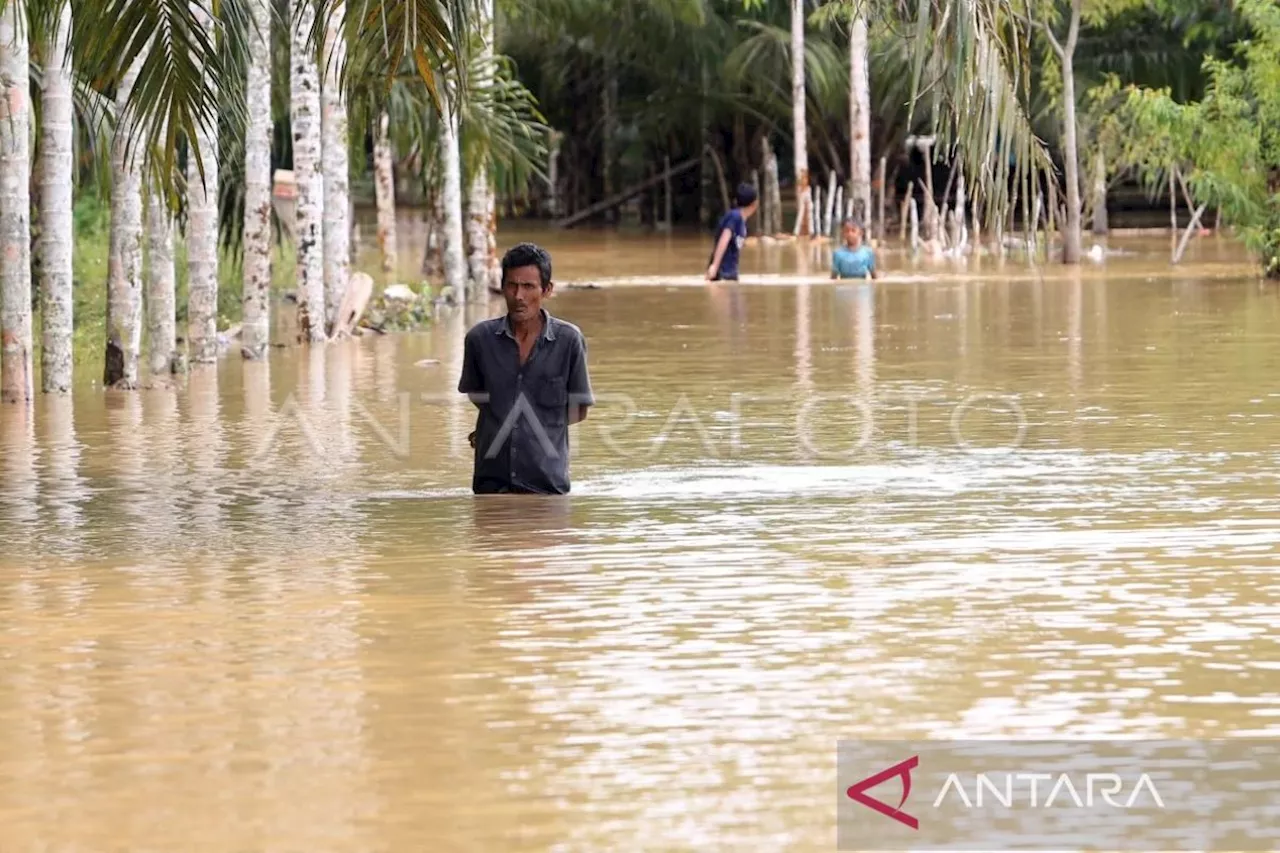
495;308;556;341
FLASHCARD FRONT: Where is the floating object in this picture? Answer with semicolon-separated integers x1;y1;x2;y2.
333;272;374;337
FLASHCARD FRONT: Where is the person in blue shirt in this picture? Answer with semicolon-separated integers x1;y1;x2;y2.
705;183;759;282
831;217;878;280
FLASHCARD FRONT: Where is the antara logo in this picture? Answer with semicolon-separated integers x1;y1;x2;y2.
846;755;920;830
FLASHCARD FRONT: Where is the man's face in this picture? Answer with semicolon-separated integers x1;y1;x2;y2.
843;222;863;246
502;264;548;322
743;200;759;219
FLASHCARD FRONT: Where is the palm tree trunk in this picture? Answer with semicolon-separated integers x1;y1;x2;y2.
0;1;32;403
440;91;468;300
466;0;498;292
39;2;73;394
322;4;350;333
146;171;178;376
790;0;812;237
848;11;871;226
292;0;326;342
1060;0;1083;265
373;110;397;273
105;55;144;388
187;1;220;363
242;0;273;359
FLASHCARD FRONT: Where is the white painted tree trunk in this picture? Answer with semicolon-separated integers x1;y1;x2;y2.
1091;153;1108;235
440;90;468;300
187;1;220;363
0;1;32;403
790;0;812;237
106;56;144;388
322;4;350;333
463;161;496;283
147;176;178;376
292;0;326;342
465;0;499;293
848;12;871;226
38;2;73;394
242;0;273;359
1060;0;1083;265
761;136;782;236
373;110;397;273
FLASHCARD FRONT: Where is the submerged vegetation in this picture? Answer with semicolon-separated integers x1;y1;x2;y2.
0;0;1276;404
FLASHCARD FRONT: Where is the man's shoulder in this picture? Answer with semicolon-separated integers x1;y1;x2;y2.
549;316;586;345
465;317;504;340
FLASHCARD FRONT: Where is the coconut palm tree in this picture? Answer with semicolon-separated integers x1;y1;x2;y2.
373;109;397;271
241;0;273;359
146;137;179;376
322;1;350;333
292;0;325;341
187;2;221;363
790;0;813;236
0;0;32;404
104;54;144;388
39;0;74;394
465;0;498;294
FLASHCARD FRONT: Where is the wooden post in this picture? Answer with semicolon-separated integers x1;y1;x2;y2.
825;171;838;236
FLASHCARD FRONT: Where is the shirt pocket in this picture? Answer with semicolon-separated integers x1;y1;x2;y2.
535;376;568;425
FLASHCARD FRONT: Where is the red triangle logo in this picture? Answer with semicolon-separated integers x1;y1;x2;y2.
846;755;920;829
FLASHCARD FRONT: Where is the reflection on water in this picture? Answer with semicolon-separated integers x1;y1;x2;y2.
1;235;1279;850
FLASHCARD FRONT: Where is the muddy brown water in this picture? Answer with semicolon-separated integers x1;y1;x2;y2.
1;229;1278;850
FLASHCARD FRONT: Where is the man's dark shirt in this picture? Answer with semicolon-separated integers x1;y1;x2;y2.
457;309;594;494
709;207;747;280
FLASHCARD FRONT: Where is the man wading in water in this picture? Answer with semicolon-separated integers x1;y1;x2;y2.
705;183;759;282
458;242;594;494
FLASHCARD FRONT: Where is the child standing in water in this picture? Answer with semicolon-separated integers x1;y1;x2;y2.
831;218;879;280
705;184;759;282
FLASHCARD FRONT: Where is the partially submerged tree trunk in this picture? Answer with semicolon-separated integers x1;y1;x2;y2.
322;3;351;333
791;0;812;237
187;1;220;363
105;56;144;388
292;0;326;342
466;0;500;293
146;175;179;376
373;110;397;273
1043;0;1084;264
0;1;32;403
761;136;782;235
38;1;73;394
242;0;273;359
848;10;871;225
440;90;468;299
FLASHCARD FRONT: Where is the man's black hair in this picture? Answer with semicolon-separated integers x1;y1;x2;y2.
501;242;553;290
735;183;758;208
842;217;865;231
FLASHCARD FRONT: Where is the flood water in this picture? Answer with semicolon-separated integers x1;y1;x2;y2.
2;232;1279;850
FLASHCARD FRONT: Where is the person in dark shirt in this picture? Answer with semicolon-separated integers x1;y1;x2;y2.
457;242;594;495
705;183;759;282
